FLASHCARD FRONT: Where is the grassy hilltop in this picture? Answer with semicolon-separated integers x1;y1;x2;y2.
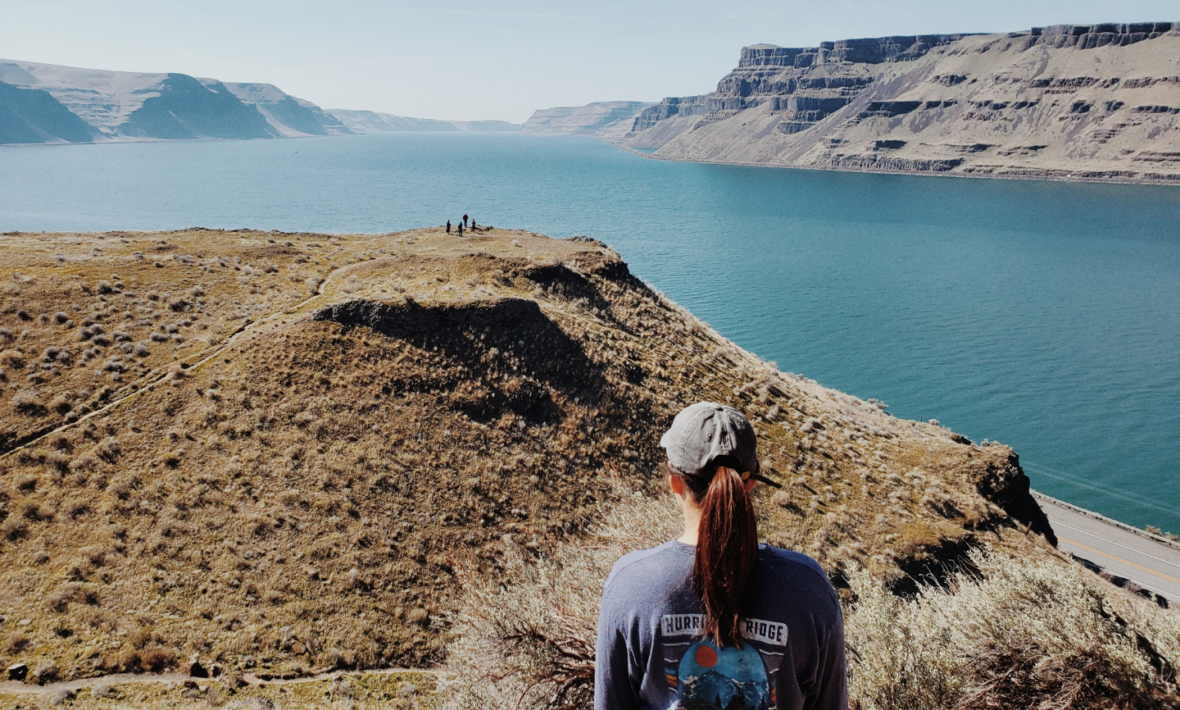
0;227;1175;708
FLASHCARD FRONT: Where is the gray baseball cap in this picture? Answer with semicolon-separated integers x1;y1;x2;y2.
660;402;780;488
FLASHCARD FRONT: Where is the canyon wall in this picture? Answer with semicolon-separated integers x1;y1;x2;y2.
622;24;1180;183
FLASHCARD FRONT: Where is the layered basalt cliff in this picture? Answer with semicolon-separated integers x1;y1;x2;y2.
622;23;1180;183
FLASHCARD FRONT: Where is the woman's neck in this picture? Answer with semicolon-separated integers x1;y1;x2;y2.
677;505;702;546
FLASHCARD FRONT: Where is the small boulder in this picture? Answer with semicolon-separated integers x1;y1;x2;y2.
186;656;209;678
7;663;28;681
49;689;75;706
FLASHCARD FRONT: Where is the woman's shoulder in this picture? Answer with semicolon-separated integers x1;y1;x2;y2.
758;545;835;589
602;540;688;592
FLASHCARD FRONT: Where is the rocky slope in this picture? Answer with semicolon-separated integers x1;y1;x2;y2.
518;101;655;140
622;23;1180;183
0;226;1060;682
327;109;519;133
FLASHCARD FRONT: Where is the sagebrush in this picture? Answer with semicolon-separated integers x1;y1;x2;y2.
444;487;1180;710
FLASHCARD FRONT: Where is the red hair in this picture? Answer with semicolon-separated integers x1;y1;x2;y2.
676;464;758;648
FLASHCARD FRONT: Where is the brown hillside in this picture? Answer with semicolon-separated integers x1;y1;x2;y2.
0;227;1054;682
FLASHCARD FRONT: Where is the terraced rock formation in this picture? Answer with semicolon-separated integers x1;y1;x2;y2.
622;23;1180;183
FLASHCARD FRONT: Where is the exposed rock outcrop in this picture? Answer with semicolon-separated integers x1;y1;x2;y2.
622;24;1180;183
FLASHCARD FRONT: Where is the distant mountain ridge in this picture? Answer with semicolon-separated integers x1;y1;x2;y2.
0;59;515;145
327;109;519;133
518;101;655;140
619;23;1180;183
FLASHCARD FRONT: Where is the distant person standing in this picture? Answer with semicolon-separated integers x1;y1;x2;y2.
462;214;469;228
457;222;464;237
446;220;451;234
471;218;477;231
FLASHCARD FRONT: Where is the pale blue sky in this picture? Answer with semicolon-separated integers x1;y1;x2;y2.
2;0;1177;122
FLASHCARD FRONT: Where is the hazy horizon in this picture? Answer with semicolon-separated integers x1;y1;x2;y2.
3;0;1178;123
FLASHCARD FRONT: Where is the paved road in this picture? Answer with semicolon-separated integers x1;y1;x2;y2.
1035;492;1180;606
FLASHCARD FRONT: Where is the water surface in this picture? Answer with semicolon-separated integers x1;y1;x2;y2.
2;133;1178;531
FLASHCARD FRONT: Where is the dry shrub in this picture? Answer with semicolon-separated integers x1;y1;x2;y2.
444;485;1180;710
0;349;25;369
119;646;177;672
442;485;680;710
845;549;1180;710
4;631;29;653
12;390;43;413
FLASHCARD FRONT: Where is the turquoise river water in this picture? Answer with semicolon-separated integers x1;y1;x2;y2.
1;132;1178;532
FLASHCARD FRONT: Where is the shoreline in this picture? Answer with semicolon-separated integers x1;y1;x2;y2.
609;141;1180;187
9;131;1179;187
1032;491;1180;552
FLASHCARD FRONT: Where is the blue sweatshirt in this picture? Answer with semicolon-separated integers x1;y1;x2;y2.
594;540;847;710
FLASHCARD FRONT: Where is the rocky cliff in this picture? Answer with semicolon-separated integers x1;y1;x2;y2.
622;24;1180;183
519;101;655;140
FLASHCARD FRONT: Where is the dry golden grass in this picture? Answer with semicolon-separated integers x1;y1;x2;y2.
0;226;1057;686
0;228;394;452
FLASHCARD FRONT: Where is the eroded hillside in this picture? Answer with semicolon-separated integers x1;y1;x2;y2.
624;24;1180;183
0;227;1055;683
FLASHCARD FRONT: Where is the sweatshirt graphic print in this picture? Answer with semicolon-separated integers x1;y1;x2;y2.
594;541;846;710
661;614;787;710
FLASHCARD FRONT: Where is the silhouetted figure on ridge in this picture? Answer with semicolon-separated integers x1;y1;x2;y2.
457;222;464;237
446;220;451;234
462;214;468;228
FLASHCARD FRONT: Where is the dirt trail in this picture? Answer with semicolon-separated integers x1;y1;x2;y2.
0;259;362;462
0;667;435;696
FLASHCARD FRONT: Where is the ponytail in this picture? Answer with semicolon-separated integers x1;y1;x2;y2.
685;465;759;648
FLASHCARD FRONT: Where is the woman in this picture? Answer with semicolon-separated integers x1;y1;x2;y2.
595;402;846;710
